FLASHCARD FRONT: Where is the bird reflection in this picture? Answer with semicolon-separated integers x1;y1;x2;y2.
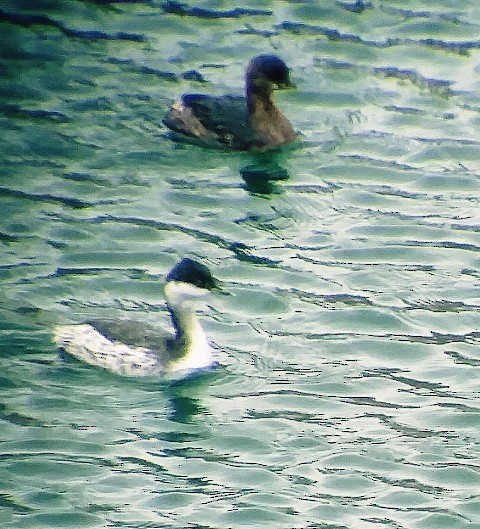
166;369;219;423
167;394;207;423
239;148;291;195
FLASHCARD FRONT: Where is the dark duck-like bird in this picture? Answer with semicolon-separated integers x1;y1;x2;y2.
163;54;297;150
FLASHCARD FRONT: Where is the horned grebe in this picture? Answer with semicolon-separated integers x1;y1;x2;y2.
53;258;220;378
163;54;297;150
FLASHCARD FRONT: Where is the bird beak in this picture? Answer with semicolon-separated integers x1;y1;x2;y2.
212;280;234;297
277;78;296;90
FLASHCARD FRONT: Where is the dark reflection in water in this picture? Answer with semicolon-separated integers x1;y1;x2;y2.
240;147;294;195
166;368;220;423
240;163;289;195
167;394;207;423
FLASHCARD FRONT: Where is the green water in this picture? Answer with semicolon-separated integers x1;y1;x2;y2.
0;1;479;528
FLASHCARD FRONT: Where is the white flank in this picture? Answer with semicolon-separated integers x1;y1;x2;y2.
53;324;163;377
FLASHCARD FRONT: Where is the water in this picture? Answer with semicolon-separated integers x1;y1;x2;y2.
0;0;479;527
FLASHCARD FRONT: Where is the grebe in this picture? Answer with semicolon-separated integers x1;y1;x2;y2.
163;54;297;150
53;258;220;378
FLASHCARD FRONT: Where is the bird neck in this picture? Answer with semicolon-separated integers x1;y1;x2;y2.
164;282;213;372
246;84;296;149
246;81;274;113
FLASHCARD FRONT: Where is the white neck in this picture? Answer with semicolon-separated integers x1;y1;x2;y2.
164;281;213;373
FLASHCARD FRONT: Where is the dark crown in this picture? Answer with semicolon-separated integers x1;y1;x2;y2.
166;258;218;290
249;54;291;85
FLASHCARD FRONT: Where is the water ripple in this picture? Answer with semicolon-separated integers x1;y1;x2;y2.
0;7;145;41
277;20;480;54
315;58;453;94
162;2;272;19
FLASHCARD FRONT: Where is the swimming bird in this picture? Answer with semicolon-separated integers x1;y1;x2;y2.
53;258;220;378
163;54;297;150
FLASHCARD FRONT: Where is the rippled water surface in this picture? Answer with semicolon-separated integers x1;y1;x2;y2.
1;1;479;528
